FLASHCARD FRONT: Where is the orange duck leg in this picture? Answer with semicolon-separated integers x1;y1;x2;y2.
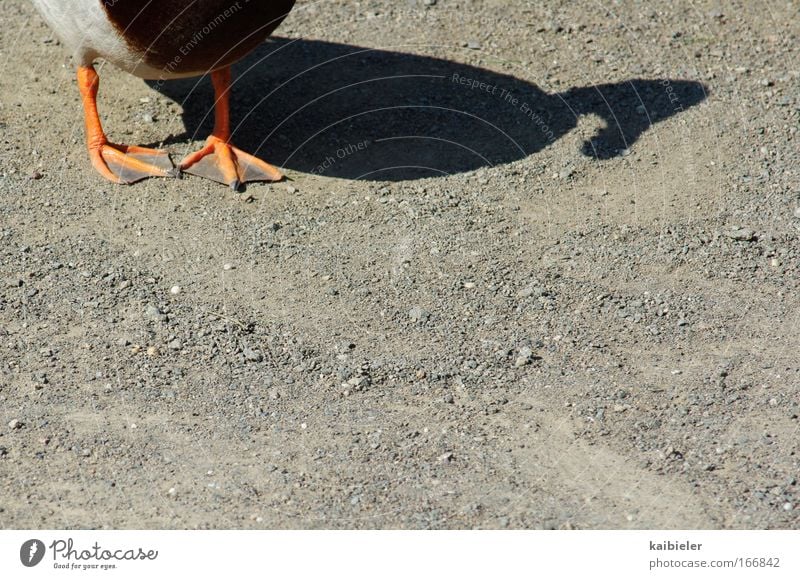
78;65;175;184
179;67;283;190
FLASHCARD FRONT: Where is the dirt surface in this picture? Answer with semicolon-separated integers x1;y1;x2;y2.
1;0;799;529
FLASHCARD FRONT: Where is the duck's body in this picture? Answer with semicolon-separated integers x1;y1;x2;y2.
30;0;296;188
32;0;295;79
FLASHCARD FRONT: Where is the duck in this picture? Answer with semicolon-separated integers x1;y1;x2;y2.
30;0;296;189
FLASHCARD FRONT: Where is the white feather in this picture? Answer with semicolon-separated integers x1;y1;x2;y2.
29;0;199;79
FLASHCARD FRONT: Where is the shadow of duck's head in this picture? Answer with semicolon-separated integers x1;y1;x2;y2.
149;37;708;181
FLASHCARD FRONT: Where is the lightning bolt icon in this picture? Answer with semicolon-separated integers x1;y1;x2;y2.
29;542;38;563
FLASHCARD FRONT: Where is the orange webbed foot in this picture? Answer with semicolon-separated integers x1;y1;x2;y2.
78;65;176;185
178;67;284;190
90;142;176;185
179;136;283;190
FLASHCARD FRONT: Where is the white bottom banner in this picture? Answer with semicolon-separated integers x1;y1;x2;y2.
1;530;797;578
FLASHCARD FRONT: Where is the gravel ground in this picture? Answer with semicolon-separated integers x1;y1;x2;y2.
1;0;799;529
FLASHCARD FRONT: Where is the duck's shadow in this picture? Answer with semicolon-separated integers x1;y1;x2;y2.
148;37;707;181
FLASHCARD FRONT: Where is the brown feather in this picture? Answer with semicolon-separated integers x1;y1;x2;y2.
102;0;296;74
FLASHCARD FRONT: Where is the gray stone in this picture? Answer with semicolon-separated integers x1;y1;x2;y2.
243;347;264;363
408;306;431;322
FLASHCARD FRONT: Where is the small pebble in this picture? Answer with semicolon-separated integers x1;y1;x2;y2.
145;304;166;322
519;286;545;298
408;306;431;322
146;346;160;357
170;285;181;295
243;347;263;362
338;341;356;352
514;346;534;367
347;376;367;388
724;227;756;242
223;263;235;271
8;419;23;430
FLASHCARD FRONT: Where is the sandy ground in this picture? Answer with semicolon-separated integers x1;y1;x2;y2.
0;0;799;529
